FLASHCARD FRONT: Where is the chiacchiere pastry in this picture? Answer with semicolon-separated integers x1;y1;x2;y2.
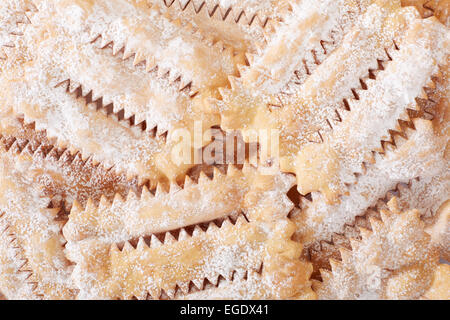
0;0;448;300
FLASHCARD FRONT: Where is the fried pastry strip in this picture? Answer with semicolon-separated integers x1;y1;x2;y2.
292;17;448;202
42;0;244;108
313;198;439;299
0;211;43;299
0;59;182;182
64;162;314;299
0;114;140;210
425;201;449;262
0;0;36;61
292;117;448;250
241;0;376;94
0;149;75;299
25;2;232;133
306;175;449;280
218;0;380;131
64;166;254;243
292;60;448;274
66;216;314;300
0;1;247;183
63;164;295;244
220;1;419;161
402;0;449;26
421;264;450;300
151;0;289;54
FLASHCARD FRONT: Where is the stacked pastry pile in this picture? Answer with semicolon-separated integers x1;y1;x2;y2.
0;0;448;300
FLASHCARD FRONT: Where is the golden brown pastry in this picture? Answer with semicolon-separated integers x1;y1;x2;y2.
0;146;75;299
422;264;450;300
313;198;439;300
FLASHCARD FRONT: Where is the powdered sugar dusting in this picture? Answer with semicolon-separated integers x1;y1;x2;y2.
314;200;439;299
294;117;448;246
294;16;449;201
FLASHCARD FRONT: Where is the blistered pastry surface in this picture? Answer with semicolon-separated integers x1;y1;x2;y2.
313;198;439;299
